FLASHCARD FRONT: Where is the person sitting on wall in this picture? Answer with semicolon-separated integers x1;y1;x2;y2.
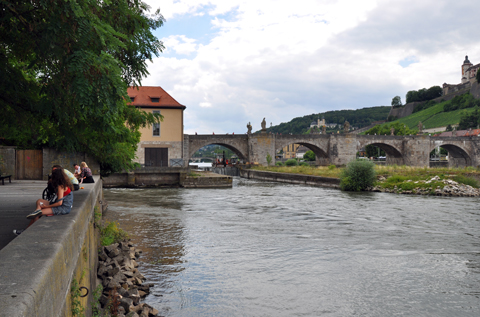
54;164;79;191
73;163;81;180
13;168;74;235
79;161;95;184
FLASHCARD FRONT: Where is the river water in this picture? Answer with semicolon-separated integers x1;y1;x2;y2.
104;178;480;316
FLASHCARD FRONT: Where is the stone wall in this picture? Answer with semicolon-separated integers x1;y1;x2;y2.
0;177;103;317
134;141;183;166
239;168;340;188
182;175;232;188
102;167;187;187
43;148;100;180
0;146;16;178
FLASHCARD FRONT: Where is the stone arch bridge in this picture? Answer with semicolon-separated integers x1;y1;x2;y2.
184;133;480;167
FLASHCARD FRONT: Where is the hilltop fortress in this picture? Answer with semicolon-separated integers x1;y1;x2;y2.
442;55;480;95
389;55;480;120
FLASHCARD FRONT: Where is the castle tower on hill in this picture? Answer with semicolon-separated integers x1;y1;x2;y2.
462;55;473;83
442;55;480;96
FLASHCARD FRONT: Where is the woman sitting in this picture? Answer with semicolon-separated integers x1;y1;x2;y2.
13;168;74;235
79;161;95;184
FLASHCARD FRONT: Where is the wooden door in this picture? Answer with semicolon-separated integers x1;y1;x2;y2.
16;150;43;180
145;148;168;167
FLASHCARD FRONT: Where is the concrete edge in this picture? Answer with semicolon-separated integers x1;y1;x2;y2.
0;176;102;317
239;169;341;188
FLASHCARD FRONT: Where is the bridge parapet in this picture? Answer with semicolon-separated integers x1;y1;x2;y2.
183;134;480;167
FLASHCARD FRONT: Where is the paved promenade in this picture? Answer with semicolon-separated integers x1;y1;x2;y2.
0;180;47;250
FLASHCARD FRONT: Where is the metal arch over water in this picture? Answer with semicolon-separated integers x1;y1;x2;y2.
184;133;480;167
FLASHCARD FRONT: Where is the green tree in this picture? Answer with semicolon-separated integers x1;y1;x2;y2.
391;96;402;107
0;0;165;175
458;108;480;130
303;150;316;161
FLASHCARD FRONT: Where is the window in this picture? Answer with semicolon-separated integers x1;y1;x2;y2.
130;96;135;102
153;110;160;136
150;97;160;102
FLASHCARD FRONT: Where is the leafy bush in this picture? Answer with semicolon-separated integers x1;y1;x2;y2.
266;154;272;166
275;161;284;166
285;159;298;166
299;162;309;166
328;164;336;170
340;159;376;191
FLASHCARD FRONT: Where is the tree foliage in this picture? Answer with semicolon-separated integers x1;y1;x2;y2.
391;96;402;107
303;150;316;161
264;106;391;135
365;122;417;136
458;108;480;130
443;93;479;112
0;0;165;175
406;86;443;103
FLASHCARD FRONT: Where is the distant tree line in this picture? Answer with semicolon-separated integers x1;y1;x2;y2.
406;86;443;103
265;106;391;135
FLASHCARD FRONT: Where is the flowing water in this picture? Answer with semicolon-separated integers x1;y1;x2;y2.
103;178;480;316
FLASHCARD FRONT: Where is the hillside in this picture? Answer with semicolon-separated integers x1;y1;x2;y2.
263;106;391;134
376;93;480;132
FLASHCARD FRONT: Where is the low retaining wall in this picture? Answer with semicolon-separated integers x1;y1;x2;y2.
102;167;187;188
239;169;340;188
182;175;233;188
210;167;240;176
0;177;103;317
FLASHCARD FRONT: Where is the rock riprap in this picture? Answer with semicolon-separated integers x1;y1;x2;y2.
370;176;480;197
96;240;159;317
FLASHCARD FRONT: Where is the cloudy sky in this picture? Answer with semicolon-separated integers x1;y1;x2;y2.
141;0;480;134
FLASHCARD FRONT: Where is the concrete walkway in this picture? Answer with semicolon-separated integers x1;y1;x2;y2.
0;180;47;250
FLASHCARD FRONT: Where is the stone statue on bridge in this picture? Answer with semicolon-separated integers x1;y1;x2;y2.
247;122;252;134
261;118;267;131
390;127;395;136
343;121;350;133
322;125;326;134
418;121;423;133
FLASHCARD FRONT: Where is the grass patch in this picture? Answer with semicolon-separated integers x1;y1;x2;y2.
252;164;480;194
99;221;129;246
251;165;342;178
452;175;479;188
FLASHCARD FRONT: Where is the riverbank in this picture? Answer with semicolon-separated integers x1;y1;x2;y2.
248;165;480;196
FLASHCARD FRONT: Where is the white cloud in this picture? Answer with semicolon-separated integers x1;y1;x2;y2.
142;0;480;134
161;35;198;55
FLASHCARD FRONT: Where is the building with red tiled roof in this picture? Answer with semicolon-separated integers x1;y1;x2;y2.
435;129;480;137
127;86;186;167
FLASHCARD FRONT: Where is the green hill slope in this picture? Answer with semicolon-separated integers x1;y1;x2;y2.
383;96;479;131
264;106;391;134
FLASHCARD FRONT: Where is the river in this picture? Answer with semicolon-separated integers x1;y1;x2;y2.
103;178;480;316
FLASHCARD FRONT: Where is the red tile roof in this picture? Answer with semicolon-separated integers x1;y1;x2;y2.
127;86;186;110
465;129;480;136
436;130;478;137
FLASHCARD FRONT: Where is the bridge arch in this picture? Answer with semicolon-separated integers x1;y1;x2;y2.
429;142;472;167
359;141;404;165
186;135;249;163
275;140;329;165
